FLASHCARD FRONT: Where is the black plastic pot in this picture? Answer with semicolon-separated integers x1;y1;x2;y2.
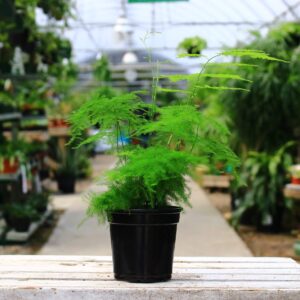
109;206;182;283
56;175;76;194
4;215;31;232
256;206;284;233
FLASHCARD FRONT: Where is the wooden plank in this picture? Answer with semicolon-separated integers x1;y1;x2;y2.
0;256;299;299
48;127;70;137
0;278;300;289
0;288;299;300
202;175;231;188
0;271;300;281
284;184;300;200
0;255;294;263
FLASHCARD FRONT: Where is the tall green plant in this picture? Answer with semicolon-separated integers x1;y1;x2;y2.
70;46;283;222
221;23;300;154
231;142;294;228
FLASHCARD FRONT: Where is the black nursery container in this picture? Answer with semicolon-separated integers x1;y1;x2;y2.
56;175;76;194
109;206;182;283
4;215;31;232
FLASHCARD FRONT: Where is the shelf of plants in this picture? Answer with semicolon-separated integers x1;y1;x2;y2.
0;111;52;243
0;205;52;244
0;169;21;182
0;113;22;122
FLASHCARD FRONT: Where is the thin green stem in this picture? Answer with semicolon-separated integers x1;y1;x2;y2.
167;134;173;148
189;54;221;103
190;124;200;153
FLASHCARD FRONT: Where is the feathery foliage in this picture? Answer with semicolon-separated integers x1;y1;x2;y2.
87;146;200;221
231;142;293;228
69;91;153;147
70;39;284;222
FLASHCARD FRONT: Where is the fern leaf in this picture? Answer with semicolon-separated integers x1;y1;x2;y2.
160;73;251;82
196;85;250;92
156;87;191;94
206;62;258;68
220;49;288;63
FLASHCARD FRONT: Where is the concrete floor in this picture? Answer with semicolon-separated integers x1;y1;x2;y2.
39;155;251;256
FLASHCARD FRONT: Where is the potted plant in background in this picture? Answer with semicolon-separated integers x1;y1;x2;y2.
231;142;293;232
3;202;39;232
69;48;284;282
0;141;25;174
177;36;207;55
29;191;49;213
289;165;300;184
55;147;78;194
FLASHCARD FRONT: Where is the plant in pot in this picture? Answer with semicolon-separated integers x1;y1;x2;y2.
3;202;39;232
231;142;293;232
55;147;78;194
28;192;49;213
69;48;284;282
289;165;300;184
0;141;26;174
177;36;207;55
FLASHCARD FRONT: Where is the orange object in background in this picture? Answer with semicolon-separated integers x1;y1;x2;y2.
291;177;300;185
1;158;19;174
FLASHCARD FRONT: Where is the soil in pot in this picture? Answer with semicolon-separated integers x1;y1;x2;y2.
109;206;181;283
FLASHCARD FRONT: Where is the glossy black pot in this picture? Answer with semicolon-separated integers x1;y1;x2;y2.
109;206;181;283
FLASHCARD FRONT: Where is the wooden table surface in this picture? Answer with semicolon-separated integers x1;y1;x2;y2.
0;256;299;299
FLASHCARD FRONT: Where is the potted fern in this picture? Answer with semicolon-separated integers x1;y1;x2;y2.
70;49;284;282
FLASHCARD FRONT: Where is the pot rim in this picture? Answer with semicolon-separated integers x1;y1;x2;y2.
110;206;182;215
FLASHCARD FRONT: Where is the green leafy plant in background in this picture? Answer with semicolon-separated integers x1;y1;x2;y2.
70;45;283;222
28;192;49;213
55;146;78;178
177;36;207;55
37;0;72;21
231;142;294;231
93;55;111;82
3;202;39;222
0;140;27;171
220;22;300;155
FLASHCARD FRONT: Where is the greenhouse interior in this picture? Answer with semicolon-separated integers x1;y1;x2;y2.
1;0;300;296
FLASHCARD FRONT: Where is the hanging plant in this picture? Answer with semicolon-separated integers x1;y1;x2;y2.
37;0;71;21
177;36;207;56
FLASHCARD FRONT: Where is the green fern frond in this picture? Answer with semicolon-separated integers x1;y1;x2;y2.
219;49;288;63
196;85;250;92
69;92;155;146
87;146;202;221
206;62;258;68
156;87;191;94
160;73;251;82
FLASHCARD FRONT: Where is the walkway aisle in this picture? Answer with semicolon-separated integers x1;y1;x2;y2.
39;156;251;256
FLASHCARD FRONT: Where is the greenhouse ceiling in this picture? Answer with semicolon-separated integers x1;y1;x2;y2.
37;0;300;62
